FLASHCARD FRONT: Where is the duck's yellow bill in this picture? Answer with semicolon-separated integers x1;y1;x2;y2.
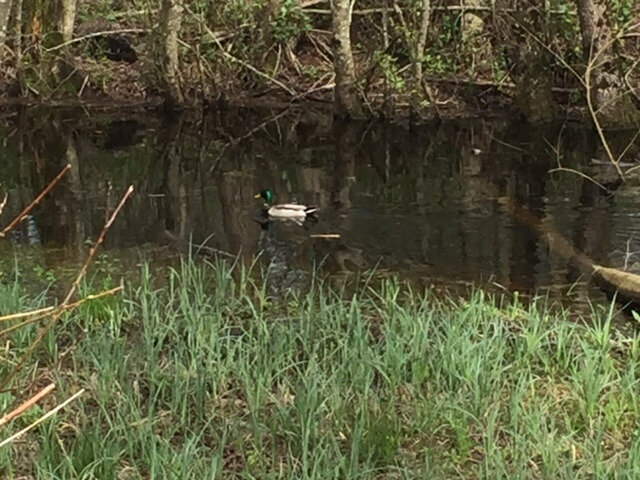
254;194;261;199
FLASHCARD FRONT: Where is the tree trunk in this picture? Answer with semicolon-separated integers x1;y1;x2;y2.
11;0;21;55
413;0;430;83
260;0;281;41
59;0;76;43
493;0;554;122
575;0;640;126
0;0;13;63
330;0;362;119
410;0;432;119
158;0;184;109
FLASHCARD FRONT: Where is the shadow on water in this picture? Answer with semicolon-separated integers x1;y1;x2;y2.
1;107;640;308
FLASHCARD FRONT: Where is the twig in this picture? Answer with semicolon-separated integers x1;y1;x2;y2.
0;193;7;218
310;234;341;239
624;56;640;105
0;305;55;323
0;383;55;427
0;287;124;338
0;389;85;448
492;136;526;152
0;165;71;238
304;5;575;15
43;29;146;52
549;167;610;193
0;187;133;392
618;128;640;167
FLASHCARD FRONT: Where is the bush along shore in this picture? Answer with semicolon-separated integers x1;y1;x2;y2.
0;257;639;478
1;1;639;124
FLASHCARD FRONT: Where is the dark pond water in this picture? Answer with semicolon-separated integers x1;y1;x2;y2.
1;107;640;307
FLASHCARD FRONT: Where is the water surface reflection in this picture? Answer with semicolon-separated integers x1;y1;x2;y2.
1;107;639;306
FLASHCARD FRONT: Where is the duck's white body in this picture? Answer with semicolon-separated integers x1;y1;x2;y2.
266;204;319;218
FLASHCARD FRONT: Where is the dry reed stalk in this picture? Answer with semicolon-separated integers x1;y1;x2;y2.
0;383;55;428
0;186;134;392
310;234;341;239
0;286;124;338
0;193;7;218
0;285;124;324
0;306;55;323
0;389;85;448
0;165;71;237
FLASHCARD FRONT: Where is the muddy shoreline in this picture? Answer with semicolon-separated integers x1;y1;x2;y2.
0;88;591;125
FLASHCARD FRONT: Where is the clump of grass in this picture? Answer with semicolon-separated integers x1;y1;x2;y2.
2;257;640;478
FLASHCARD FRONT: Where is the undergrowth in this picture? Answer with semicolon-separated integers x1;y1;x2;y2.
1;257;640;479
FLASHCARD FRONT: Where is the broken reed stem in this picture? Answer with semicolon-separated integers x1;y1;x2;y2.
0;187;133;392
310;234;341;239
0;383;55;428
0;165;71;238
0;285;123;323
0;389;85;448
0;306;55;323
0;193;7;218
0;286;124;338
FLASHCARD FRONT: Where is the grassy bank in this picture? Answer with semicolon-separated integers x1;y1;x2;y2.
1;258;640;479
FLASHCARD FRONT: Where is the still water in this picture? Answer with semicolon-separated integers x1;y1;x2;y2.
1;107;639;306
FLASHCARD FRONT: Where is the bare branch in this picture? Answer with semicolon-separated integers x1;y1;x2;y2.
0;165;71;237
0;389;85;448
0;383;55;428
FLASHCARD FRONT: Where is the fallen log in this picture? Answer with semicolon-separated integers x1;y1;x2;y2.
492;182;640;310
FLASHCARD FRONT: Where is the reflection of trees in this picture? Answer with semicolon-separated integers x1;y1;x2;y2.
160;115;186;238
331;120;358;215
0;108;631;297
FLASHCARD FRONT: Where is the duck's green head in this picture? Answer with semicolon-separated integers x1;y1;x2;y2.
254;189;274;204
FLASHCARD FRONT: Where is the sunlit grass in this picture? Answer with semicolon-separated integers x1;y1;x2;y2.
1;257;640;478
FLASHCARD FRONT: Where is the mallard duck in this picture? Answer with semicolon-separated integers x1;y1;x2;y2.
254;189;319;220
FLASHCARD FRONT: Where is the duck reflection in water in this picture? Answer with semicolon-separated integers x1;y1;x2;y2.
255;218;311;298
9;215;42;246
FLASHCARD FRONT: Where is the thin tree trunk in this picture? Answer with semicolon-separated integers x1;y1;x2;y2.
575;0;640;126
414;0;430;83
59;0;75;43
575;0;607;59
0;0;13;63
381;0;393;117
492;0;554;122
159;0;184;109
260;0;281;41
11;0;21;55
330;0;362;118
410;0;431;118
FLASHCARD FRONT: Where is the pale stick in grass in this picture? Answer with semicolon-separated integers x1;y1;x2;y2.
0;165;71;237
310;234;341;239
0;193;7;217
0;286;124;338
0;383;55;428
0;187;134;392
0;389;85;448
0;285;124;324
